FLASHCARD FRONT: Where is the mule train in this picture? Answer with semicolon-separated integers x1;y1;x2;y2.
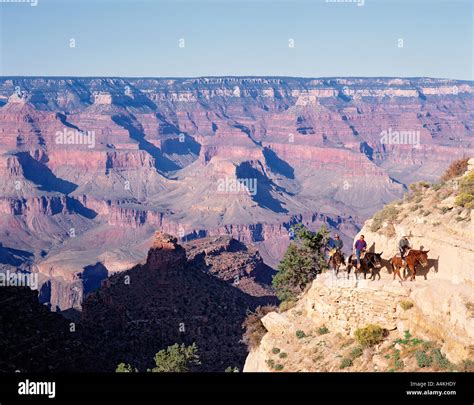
328;249;430;281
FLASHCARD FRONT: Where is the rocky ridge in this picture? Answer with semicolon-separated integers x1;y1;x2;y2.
244;161;474;371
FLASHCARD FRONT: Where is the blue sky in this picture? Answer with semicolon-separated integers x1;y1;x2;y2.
0;0;472;79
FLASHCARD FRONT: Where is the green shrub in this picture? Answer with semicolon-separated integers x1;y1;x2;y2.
370;205;400;232
266;359;275;369
455;192;474;209
354;324;386;348
339;358;353;369
455;171;474;208
415;350;433;368
296;330;307;339
273;225;329;302
279;352;288;359
274;364;284;371
349;346;363;360
116;363;137;373
400;300;414;310
150;343;200;372
317;326;329;335
431;348;450;370
272;347;281;355
225;366;239;372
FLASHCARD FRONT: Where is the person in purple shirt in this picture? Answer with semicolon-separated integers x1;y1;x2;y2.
354;234;367;269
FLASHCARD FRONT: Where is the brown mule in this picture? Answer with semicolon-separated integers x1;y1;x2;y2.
329;250;345;277
391;250;429;281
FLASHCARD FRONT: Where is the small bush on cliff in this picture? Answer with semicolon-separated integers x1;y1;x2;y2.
354;324;386;348
415;350;433;368
273;224;329;302
454;171;474;208
370;205;400;232
116;363;137;373
400;300;414;310
242;305;276;350
295;330;307;339
349;346;363;360
149;343;200;372
339;358;353;369
441;157;469;181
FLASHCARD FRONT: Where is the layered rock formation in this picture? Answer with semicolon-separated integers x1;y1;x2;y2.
0;77;472;310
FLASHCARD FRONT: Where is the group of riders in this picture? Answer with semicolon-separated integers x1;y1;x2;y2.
325;233;427;281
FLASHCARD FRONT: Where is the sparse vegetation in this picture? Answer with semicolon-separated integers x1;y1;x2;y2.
441;157;469;181
431;348;451;370
370;205;400;232
460;359;474;372
265;359;275;369
116;363;137;373
242;305;276;350
295;330;307;339
279;300;297;312
354;324;386;348
400;300;414;310
395;330;424;347
349;346;363;360
339;357;353;369
225;366;239;373
149;343;200;372
273;224;329;302
117;343;200;373
454;170;474;209
274;363;284;371
439;206;451;214
317;326;329;335
415;350;433;368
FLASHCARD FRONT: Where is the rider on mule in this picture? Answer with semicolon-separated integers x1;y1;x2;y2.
398;235;411;267
327;234;344;265
354;235;367;269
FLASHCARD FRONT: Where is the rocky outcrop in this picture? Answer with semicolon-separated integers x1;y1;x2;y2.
80;232;275;371
244;163;473;371
244;274;473;372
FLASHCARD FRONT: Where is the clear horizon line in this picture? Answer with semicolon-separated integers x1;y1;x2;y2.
0;74;472;82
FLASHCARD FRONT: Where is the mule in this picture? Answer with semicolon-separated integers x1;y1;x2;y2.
347;252;383;280
329;250;345;277
390;249;429;281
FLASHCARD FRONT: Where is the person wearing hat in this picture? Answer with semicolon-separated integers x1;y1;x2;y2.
327;233;344;265
398;235;411;266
